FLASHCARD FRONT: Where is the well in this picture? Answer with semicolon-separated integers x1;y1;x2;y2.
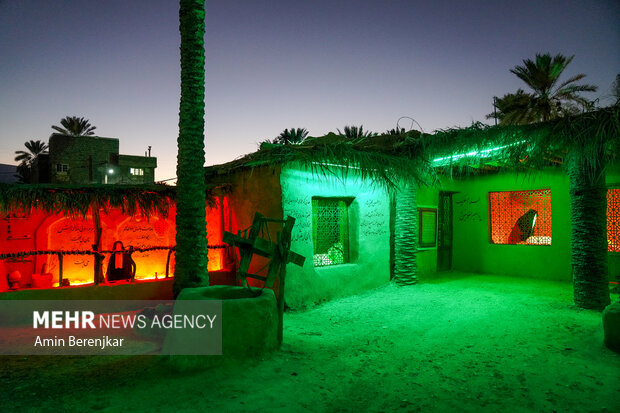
164;285;279;367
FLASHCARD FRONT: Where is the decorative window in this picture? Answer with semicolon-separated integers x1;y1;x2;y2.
56;164;69;173
312;198;350;267
130;168;144;176
607;189;620;252
488;189;552;245
418;208;437;248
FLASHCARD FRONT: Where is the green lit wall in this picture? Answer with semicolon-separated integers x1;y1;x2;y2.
280;164;391;308
446;169;571;281
418;164;620;283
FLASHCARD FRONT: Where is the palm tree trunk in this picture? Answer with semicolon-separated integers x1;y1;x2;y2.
568;151;610;310
393;182;418;285
174;0;208;297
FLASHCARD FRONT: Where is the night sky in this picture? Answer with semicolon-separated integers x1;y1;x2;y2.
1;0;618;182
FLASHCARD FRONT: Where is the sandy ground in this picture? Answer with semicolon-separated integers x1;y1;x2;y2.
1;272;619;412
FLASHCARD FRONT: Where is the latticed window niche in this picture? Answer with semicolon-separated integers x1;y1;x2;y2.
488;189;552;245
607;189;620;252
312;198;350;267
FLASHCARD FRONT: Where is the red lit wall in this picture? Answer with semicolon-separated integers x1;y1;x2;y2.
1;198;228;292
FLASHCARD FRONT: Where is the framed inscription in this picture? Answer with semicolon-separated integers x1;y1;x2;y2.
418;208;437;248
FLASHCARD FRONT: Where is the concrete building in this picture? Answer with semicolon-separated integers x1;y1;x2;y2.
33;134;156;184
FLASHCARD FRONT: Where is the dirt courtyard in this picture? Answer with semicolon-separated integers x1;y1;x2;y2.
1;272;619;412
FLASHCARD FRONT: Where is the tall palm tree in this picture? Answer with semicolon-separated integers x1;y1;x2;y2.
174;0;208;296
14;140;48;183
496;53;597;124
274;128;308;145
492;54;608;310
337;125;377;139
51;116;97;136
393;181;418;285
567;147;609;310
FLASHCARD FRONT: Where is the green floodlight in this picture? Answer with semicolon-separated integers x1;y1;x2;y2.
431;140;527;167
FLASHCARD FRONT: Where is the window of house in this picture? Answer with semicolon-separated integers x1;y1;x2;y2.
488;189;552;245
607;189;620;252
130;168;144;176
56;164;68;173
418;208;437;248
312;198;350;267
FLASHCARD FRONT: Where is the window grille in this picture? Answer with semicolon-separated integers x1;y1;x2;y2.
56;164;68;173
607;189;620;252
130;168;144;176
312;198;350;266
488;189;552;245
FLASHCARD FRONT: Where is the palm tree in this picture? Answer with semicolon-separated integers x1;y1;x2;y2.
393;181;418;285
567;146;609;310
14;140;48;183
174;0;208;296
492;54;608;310
274;128;309;145
14;139;48;165
51;116;97;136
496;53;597;124
487;89;535;125
337;125;377;139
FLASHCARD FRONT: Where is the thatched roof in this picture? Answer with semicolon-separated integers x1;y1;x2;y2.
0;183;230;218
205;106;619;186
205;131;434;188
427;105;620;174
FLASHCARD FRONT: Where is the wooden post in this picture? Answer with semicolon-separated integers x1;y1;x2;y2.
57;253;63;287
165;248;174;278
277;259;286;345
92;211;103;285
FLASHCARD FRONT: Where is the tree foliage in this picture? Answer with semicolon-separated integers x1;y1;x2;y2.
273;128;309;145
490;53;597;124
385;127;406;135
337;125;377;140
14;140;48;183
52;116;97;136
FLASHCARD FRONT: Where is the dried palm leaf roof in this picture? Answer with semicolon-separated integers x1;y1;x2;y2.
427;105;619;174
0;183;230;218
205;106;619;185
205;131;434;188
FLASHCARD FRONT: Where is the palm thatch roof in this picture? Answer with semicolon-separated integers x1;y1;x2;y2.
205;131;434;188
426;105;620;175
205;106;619;187
0;183;230;218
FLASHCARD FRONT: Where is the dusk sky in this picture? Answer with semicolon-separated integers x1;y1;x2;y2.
1;0;618;182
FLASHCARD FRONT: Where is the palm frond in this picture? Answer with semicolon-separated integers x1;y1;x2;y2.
209;131;432;189
0;183;229;218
